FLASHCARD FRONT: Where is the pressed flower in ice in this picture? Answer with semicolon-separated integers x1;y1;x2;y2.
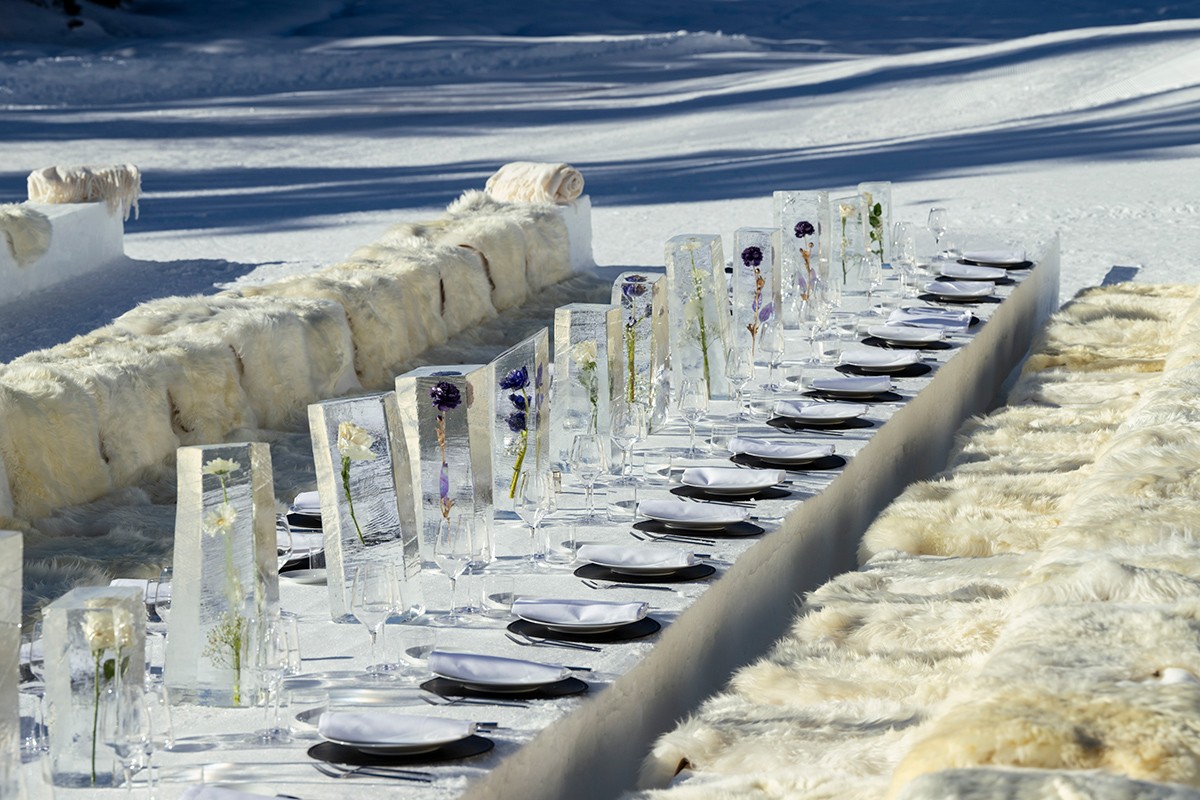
620;275;652;404
679;238;713;393
430;381;462;414
202;502;238;537
83;603;135;784
501;366;531;497
794;220;816;301
572;340;600;431
201;458;240;478
336;421;376;545
431;381;462;519
740;246;763;268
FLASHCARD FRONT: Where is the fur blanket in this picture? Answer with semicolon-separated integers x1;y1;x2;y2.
0;203;52;267
27;164;142;221
635;281;1200;800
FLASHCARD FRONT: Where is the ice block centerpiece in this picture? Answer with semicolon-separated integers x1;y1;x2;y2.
395;366;493;568
488;330;551;513
0;532;19;799
166;442;277;706
609;272;669;432
43;585;144;787
731;228;781;365
831;194;867;300
665;234;731;399
309;392;422;622
858;181;892;270
550;303;619;469
774;190;830;327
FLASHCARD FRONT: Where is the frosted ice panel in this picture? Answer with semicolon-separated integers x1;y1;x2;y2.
831;195;867;298
774;190;828;328
550;303;615;470
43;586;145;788
609;272;669;431
309;392;422;623
395;366;493;571
859;181;893;269
487;329;550;514
166;442;277;706
732;228;782;364
665;234;731;400
0;532;17;800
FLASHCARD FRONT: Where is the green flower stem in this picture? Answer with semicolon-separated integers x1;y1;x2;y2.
91;650;101;785
341;456;366;545
625;325;636;403
508;429;528;499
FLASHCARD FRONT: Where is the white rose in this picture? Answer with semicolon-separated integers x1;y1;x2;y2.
337;421;377;462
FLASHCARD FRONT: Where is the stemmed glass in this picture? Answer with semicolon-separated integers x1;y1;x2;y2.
101;686;151;796
247;618;291;743
928;207;949;254
724;347;753;420
433;515;472;625
609;400;646;482
517;471;554;564
19;620;47;755
892;221;919;296
859;254;886;317
676;378;708;458
275;515;294;572
569;433;607;518
350;563;395;675
759;319;786;391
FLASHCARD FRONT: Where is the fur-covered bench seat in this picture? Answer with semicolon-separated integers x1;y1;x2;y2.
634;282;1200;799
0;188;583;526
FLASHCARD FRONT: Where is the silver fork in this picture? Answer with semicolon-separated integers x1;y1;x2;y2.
581;578;676;593
312;762;435;782
630;530;716;546
505;631;603;652
421;692;528;709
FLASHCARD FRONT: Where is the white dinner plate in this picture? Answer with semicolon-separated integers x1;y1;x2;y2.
430;651;568;692
579;544;697;576
935;262;1006;281
730;438;834;466
318;713;474;755
840;348;921;373
680;466;786;496
773;400;869;425
865;325;945;346
513;598;648;634
636;499;750;530
807;376;893;398
321;735;448;755
961;249;1027;266
923;280;994;301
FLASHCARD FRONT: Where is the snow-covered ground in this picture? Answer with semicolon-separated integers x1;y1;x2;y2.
2;1;1199;363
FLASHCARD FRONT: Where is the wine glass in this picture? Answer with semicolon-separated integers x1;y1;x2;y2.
892;221;919;296
759;319;786;392
19;620;47;754
246;618;291;743
723;347;753;421
858;254;886;317
516;471;553;563
927;207;949;254
350;564;395;675
569;433;607;518
101;686;151;795
275;514;293;572
676;378;708;458
609;400;645;481
433;515;472;625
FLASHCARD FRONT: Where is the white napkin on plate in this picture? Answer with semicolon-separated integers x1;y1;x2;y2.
888;306;971;332
962;248;1025;265
512;598;648;627
840;347;919;369
730;438;833;462
578;544;696;571
681;466;786;490
865;325;943;344
318;711;474;746
180;787;280;800
808;376;892;394
636;499;749;526
430;650;569;686
773;400;868;422
109;578;153;603
924;279;993;298
937;262;1006;280
291;490;321;514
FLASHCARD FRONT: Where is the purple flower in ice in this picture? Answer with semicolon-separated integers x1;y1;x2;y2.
794;220;815;238
509;393;527;411
622;280;648;300
741;246;763;268
758;301;774;322
506;410;527;433
429;381;461;412
499;366;528;392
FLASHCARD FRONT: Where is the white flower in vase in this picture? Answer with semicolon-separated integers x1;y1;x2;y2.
336;421;377;545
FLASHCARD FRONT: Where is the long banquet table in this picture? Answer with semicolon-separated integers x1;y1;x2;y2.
30;240;1060;800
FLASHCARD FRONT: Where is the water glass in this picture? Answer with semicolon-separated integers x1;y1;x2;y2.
815;329;842;366
397;626;438;680
708;423;737;455
280;611;302;675
544;526;578;566
481;573;516;618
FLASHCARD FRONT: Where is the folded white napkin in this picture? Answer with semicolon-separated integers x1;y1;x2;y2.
730;438;833;462
578;544;696;571
318;711;474;746
936;262;1006;281
512;598;648;627
924;279;994;298
808;376;892;395
888;306;971;332
840;347;919;369
109;578;153;602
681;466;786;490
865;324;943;344
636;499;749;526
180;787;280;800
773;399;869;422
291;490;321;513
962;248;1026;265
485;162;585;205
429;650;568;686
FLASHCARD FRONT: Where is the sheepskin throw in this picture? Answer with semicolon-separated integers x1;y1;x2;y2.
27;164;142;221
485;161;585;205
0;203;52;266
634;282;1200;800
